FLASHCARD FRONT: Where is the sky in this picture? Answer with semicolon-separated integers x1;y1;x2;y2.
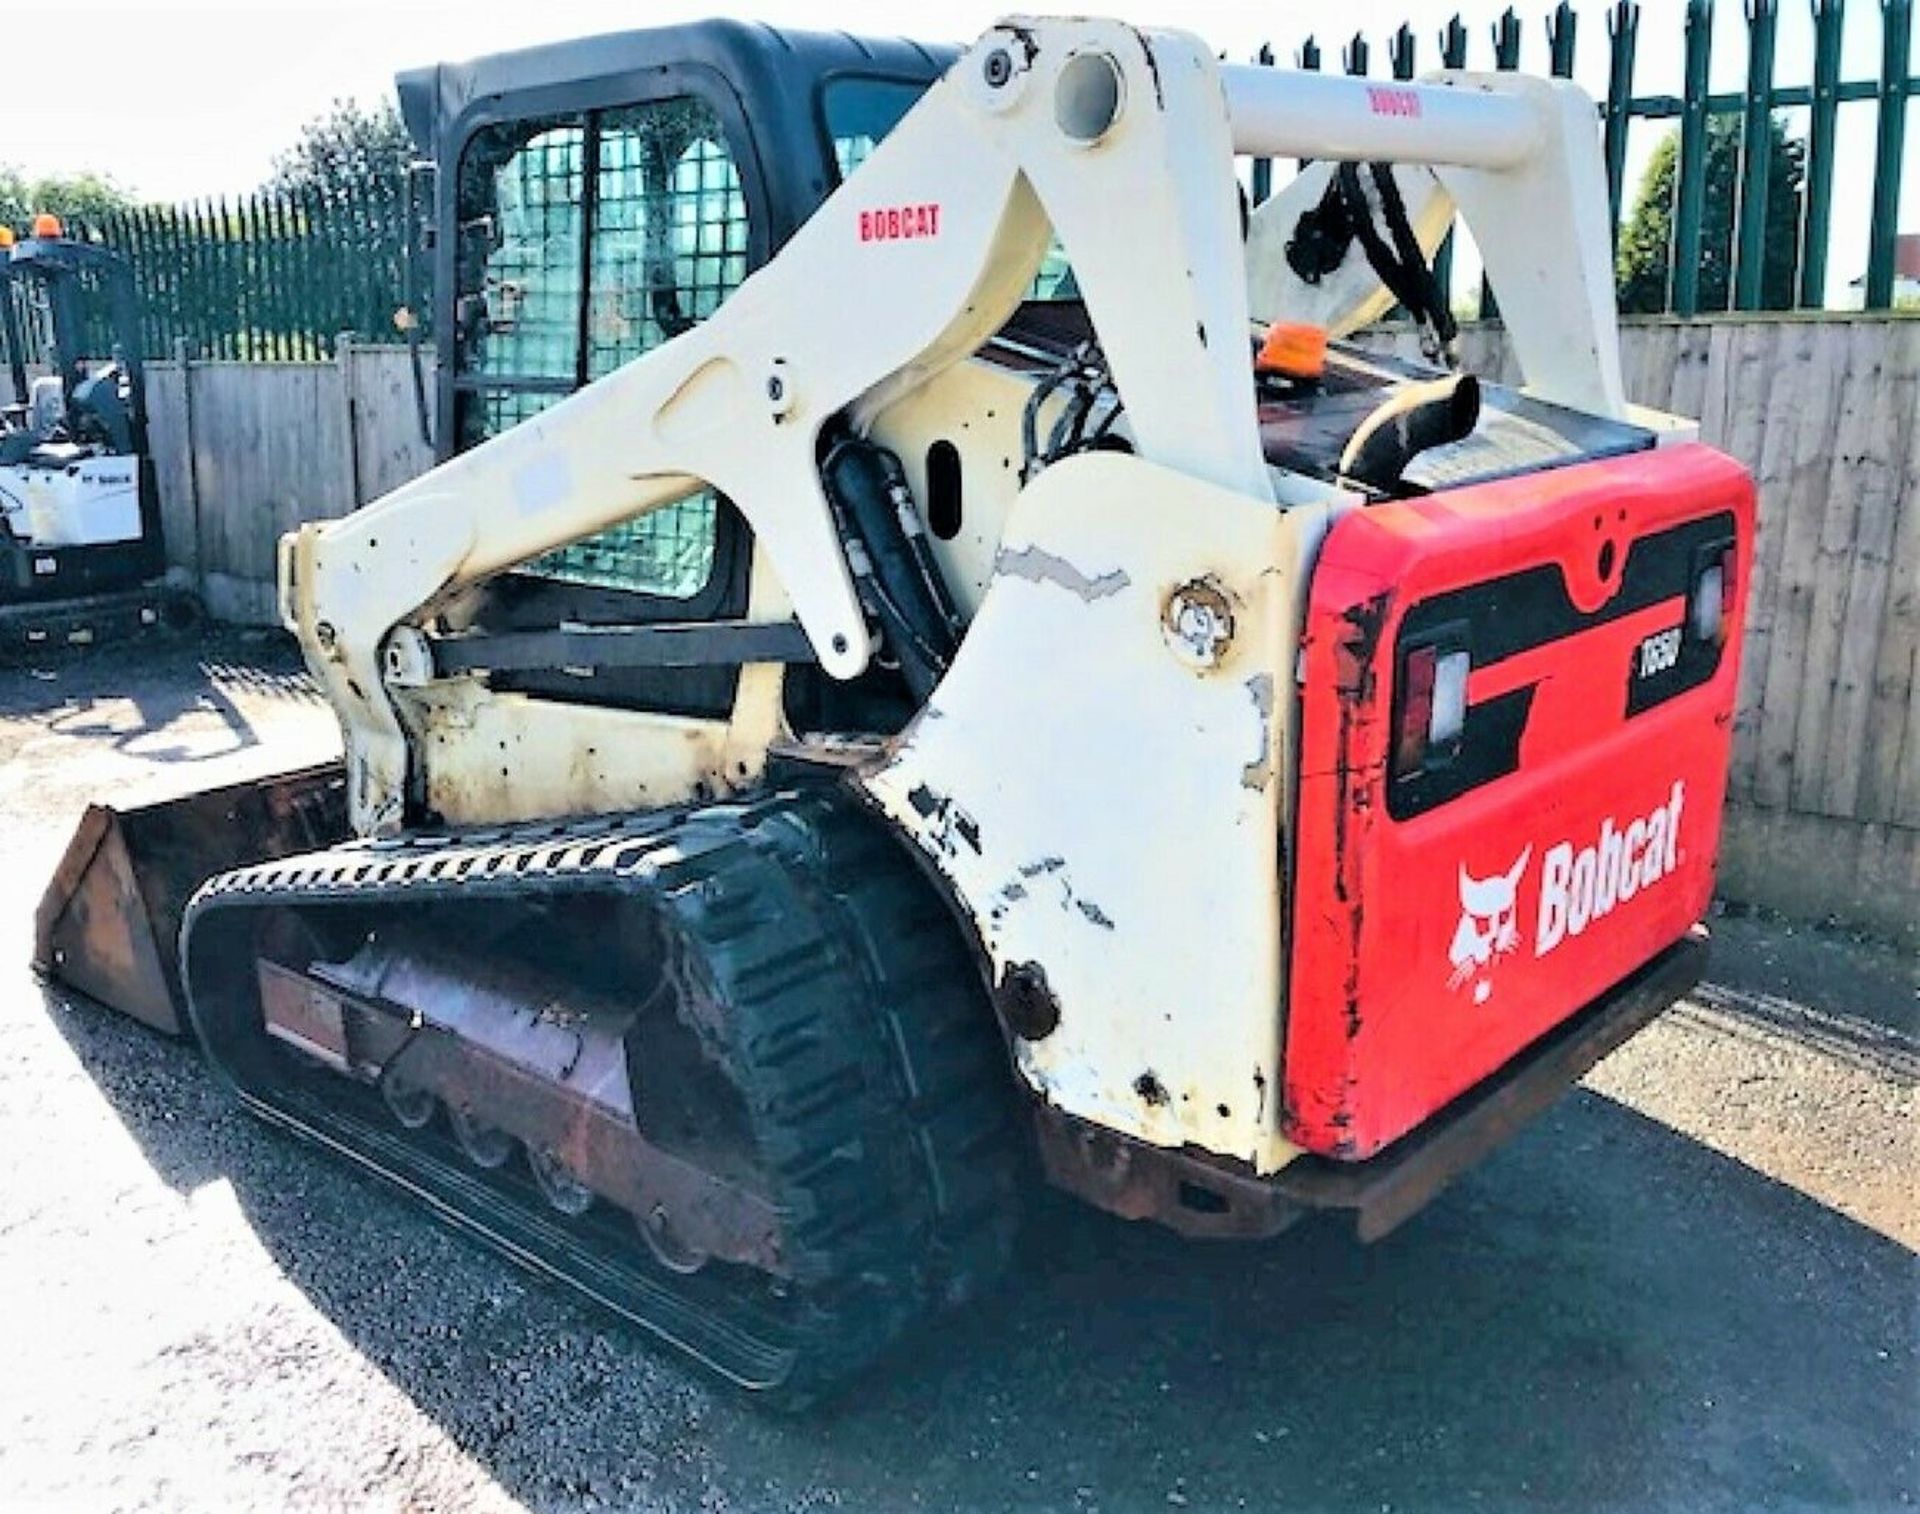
0;0;1912;305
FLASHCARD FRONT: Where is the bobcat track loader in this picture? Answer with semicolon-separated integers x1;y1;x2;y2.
35;17;1752;1404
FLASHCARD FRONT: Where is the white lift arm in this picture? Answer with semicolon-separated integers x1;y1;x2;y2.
1237;67;1627;419
281;15;1628;834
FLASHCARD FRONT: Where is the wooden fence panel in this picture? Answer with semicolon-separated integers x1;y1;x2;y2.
178;361;354;623
1861;334;1920;829
1726;320;1829;802
1812;322;1918;821
341;347;435;504
1748;321;1850;811
139;361;198;582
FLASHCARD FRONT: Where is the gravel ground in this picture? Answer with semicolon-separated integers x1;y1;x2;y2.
0;631;1913;1514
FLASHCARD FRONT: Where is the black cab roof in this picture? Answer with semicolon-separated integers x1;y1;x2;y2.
396;19;955;161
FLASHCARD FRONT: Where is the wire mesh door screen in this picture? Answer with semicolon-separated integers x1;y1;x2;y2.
463;96;748;598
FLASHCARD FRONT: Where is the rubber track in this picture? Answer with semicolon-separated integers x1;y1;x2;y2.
181;785;1024;1406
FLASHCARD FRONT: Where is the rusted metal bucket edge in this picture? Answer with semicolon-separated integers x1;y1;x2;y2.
33;761;350;1038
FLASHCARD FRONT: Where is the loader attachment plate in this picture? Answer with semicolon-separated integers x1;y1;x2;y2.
34;763;348;1034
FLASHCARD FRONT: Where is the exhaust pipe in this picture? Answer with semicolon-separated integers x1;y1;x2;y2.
34;763;348;1035
1339;374;1481;493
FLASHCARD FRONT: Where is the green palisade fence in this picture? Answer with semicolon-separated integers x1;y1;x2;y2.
61;178;412;360
1255;0;1915;316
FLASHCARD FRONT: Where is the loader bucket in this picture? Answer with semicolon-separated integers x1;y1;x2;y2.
34;763;348;1035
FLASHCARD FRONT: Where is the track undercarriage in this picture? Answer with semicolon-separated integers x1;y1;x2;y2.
180;788;1022;1405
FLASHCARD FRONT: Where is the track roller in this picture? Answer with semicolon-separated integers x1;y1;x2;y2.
530;1149;597;1216
380;1066;437;1130
448;1106;516;1169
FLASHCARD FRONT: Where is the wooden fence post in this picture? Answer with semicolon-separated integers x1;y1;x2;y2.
338;331;363;511
173;336;204;596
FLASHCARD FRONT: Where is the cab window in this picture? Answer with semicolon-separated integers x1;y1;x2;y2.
454;95;748;599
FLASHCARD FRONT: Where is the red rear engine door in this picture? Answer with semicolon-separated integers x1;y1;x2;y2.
1287;442;1754;1160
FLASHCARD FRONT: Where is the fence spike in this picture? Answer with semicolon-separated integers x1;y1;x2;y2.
1865;0;1913;307
1799;0;1846;306
208;197;225;361
1492;6;1523;69
1478;9;1526;315
307;188;336;358
210;197;229;360
154;204;178;362
1672;0;1717;315
1251;43;1276;205
269;192;293;359
185;200;209;359
236;194;257;359
1391;23;1417;79
1604;1;1643;234
1733;0;1780;309
1548;1;1579;77
260;193;281;361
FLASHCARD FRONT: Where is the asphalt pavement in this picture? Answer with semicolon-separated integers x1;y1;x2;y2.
0;631;1913;1513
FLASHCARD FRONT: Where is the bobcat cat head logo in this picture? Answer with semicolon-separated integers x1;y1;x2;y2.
1449;848;1531;1004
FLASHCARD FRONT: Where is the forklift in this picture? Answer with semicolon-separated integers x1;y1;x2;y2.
0;214;194;653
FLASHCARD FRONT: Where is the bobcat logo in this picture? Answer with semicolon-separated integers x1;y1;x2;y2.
1448;848;1531;1004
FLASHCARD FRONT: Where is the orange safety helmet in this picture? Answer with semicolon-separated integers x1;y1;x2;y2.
31;212;64;240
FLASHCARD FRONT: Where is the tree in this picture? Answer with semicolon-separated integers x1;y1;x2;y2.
0;166;137;231
1616;114;1806;313
267;98;414;203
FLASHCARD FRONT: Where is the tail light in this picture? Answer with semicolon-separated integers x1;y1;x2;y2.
1393;630;1470;779
1689;539;1736;645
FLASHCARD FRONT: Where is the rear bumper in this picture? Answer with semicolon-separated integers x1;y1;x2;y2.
1272;928;1705;1239
1036;928;1706;1241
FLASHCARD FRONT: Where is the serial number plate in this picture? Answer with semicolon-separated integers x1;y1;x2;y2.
1636;625;1683;680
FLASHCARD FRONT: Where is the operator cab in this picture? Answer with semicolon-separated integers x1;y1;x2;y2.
398;22;963;720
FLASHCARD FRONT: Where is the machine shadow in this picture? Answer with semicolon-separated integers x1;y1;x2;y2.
43;983;1917;1514
0;630;319;762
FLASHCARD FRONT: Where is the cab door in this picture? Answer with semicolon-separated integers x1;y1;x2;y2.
438;83;767;711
